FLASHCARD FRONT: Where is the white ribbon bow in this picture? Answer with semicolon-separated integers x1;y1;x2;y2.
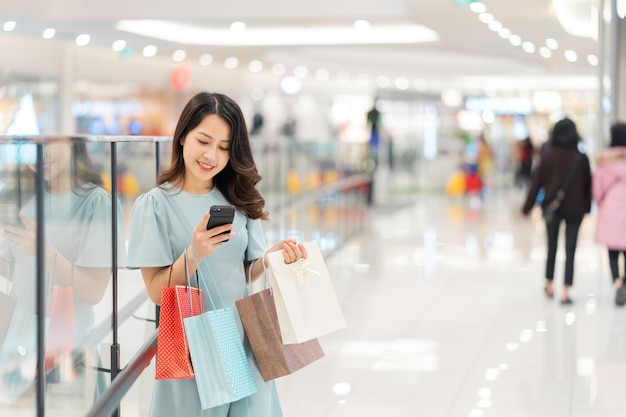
285;258;320;287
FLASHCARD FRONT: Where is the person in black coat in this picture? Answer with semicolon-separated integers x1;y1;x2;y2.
522;118;592;304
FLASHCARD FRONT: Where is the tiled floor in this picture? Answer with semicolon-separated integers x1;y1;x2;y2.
275;189;626;417
4;187;626;417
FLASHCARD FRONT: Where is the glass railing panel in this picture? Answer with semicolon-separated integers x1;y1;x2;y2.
0;134;372;417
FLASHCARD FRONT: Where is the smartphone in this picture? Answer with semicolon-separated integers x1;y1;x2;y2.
206;205;236;241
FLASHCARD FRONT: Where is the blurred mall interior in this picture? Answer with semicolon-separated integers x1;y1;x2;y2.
1;0;626;416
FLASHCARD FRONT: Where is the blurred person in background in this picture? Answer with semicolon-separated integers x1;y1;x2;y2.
592;122;626;305
522;118;592;304
514;136;535;189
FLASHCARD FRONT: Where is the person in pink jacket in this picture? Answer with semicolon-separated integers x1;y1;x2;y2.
592;122;626;305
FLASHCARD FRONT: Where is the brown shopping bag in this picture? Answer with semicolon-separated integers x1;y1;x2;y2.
236;287;324;381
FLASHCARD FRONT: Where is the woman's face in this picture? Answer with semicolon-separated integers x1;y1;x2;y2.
181;114;231;193
28;142;73;192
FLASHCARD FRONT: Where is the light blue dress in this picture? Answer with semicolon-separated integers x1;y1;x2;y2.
126;182;283;417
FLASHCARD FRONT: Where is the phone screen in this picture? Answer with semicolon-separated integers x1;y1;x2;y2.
206;205;235;241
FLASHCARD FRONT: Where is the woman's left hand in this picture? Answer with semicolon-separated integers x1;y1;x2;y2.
267;238;307;265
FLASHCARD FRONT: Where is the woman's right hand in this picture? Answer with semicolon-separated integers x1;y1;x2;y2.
190;211;235;260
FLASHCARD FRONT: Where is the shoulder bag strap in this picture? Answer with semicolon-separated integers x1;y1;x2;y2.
550;153;582;209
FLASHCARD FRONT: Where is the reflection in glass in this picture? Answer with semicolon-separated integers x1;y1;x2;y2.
0;140;125;409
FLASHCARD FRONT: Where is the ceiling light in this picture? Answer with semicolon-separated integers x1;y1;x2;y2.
539;46;552;58
376;75;391;88
508;35;522;46
280;75;302;95
116;20;439;46
353;20;371;31
587;54;598;66
272;63;286;76
3;21;16;31
619;0;626;18
112;40;126;52
199;54;213;66
564;50;578;62
172;49;186;62
42;28;56;39
75;34;90;46
395;77;409;90
487;21;502;32
142;45;158;57
230;21;246;32
248;60;263;72
469;2;487;13
546;38;559;49
224;57;239;69
478;13;494;24
521;42;535;53
498;28;511;39
315;68;330;81
294;66;309;78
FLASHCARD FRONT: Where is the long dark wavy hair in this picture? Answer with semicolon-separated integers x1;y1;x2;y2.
158;92;268;220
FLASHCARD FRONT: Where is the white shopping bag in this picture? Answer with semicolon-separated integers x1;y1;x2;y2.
267;240;346;344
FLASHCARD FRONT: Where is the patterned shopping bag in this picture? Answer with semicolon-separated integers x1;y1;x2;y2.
184;254;256;410
155;284;203;380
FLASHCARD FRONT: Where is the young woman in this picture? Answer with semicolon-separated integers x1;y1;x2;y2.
522;118;592;304
126;92;306;417
592;122;626;304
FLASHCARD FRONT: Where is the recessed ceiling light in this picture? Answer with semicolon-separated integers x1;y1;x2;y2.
498;28;511;39
248;60;263;72
294;66;308;78
142;45;158;57
539;47;552;58
42;28;56;39
224;57;239;69
172;49;186;62
508;35;522;46
199;54;213;66
488;21;503;32
376;75;391;88
112;40;126;52
75;34;90;46
479;13;494;24
521;42;535;53
3;21;16;32
546;38;559;49
395;77;409;90
564;50;578;62
469;2;487;13
272;63;286;76
587;54;598;66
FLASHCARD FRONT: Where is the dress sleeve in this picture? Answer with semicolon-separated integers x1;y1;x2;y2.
245;217;267;262
126;192;174;269
73;189;127;268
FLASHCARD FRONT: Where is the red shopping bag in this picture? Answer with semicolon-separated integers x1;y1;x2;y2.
45;286;75;374
155;285;203;380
